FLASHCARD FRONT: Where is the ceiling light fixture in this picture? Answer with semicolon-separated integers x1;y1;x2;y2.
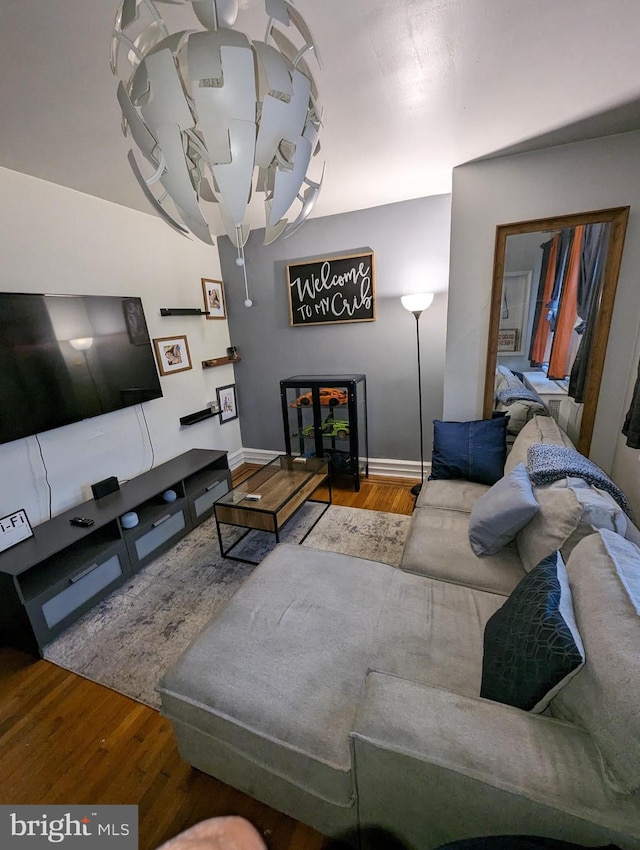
111;0;324;252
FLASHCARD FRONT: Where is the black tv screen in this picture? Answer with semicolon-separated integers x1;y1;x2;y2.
0;292;163;445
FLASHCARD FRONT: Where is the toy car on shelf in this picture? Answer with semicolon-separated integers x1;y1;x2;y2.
290;387;348;407
301;417;350;439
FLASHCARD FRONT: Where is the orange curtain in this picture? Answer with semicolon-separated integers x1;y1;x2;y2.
530;234;559;364
548;225;585;379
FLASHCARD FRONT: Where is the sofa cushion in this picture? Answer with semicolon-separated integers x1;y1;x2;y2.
494;368;548;437
516;479;629;573
400;506;525;596
416;478;490;512
373;570;504;697
624;517;640;548
353;673;640;848
429;417;508;486
505;415;574;475
480;551;585;713
551;530;640;794
468;463;539;556
496;398;549;437
158;544;396;807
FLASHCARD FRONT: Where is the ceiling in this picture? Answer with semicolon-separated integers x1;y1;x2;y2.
2;0;640;238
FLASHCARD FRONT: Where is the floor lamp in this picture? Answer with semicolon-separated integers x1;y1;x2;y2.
401;293;435;496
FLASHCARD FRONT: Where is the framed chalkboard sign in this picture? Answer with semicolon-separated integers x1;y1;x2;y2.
286;251;376;327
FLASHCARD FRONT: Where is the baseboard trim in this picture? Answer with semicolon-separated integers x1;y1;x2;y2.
367;457;431;478
227;448;249;470
236;448;429;480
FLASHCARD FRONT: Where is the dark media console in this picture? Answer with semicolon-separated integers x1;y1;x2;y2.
0;449;230;656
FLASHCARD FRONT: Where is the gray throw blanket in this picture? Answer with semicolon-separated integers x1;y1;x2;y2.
496;387;546;407
527;444;633;518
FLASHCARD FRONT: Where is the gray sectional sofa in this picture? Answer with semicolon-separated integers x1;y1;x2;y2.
493;366;549;443
158;416;640;849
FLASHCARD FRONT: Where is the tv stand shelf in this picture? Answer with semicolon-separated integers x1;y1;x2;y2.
0;448;230;656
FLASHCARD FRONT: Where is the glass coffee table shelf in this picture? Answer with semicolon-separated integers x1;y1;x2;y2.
214;455;331;563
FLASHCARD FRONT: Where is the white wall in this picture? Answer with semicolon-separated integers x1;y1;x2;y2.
445;130;640;515
0;167;242;525
497;231;544;374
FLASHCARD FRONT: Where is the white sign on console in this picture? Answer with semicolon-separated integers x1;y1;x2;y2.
0;509;33;554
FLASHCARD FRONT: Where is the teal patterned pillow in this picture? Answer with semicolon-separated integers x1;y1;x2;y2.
480;551;585;712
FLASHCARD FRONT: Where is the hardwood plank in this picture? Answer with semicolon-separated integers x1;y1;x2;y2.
0;473;416;849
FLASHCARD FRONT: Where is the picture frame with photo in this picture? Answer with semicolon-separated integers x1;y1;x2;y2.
202;278;226;320
216;383;238;423
153;335;193;375
497;328;519;353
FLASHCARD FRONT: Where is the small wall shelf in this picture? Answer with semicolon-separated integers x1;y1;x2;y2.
202;355;241;369
179;408;217;426
160;308;206;316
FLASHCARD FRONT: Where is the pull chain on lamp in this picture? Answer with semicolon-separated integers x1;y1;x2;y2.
401;293;435;496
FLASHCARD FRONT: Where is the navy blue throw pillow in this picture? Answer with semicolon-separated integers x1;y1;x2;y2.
480;551;585;712
429;417;508;485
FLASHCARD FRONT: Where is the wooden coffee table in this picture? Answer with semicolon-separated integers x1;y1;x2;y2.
214;455;330;563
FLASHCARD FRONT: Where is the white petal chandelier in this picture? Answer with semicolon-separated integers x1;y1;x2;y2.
110;0;324;248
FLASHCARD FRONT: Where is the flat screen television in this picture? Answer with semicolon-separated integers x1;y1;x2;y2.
0;292;163;446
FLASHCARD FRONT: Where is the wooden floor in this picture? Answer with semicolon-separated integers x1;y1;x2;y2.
0;470;417;850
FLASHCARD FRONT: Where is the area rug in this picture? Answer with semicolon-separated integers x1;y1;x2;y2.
43;504;410;709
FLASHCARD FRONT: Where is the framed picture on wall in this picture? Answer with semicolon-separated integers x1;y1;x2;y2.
202;278;226;319
497;328;519;353
499;270;532;355
153;335;193;375
286;251;376;327
217;383;238;423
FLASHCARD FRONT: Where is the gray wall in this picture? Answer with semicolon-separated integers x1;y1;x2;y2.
218;194;451;464
444;130;640;514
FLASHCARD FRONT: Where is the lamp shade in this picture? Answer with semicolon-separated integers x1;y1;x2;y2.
111;0;324;248
401;293;435;314
69;337;94;351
